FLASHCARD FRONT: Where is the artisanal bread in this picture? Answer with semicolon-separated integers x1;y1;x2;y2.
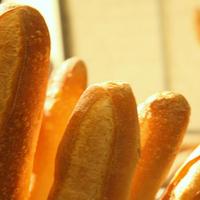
30;57;87;200
0;4;50;200
130;91;190;200
161;145;200;200
48;82;140;200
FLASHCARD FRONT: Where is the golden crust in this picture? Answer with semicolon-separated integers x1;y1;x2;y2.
0;5;50;199
30;57;87;200
161;146;200;200
48;82;140;200
44;57;87;113
131;91;190;200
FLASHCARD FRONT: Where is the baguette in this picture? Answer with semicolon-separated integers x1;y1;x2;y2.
48;82;140;200
130;91;190;200
161;145;200;200
0;5;50;200
30;57;87;200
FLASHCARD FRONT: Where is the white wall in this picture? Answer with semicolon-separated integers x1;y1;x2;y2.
65;0;200;131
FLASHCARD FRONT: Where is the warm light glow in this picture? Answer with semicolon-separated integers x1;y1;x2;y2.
29;174;36;192
187;145;200;162
44;84;60;114
173;160;200;199
4;0;51;20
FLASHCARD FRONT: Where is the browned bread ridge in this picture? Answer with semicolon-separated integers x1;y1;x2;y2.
0;4;50;200
48;82;140;200
130;91;190;200
30;57;87;200
161;145;200;200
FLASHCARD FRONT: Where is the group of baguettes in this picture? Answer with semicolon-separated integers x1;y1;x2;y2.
0;3;199;200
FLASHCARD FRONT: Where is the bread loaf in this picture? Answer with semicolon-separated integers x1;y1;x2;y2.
0;5;50;199
48;82;140;200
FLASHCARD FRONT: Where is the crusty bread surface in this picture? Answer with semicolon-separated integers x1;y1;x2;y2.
131;91;190;200
48;82;140;200
30;57;87;200
0;5;50;200
161;145;200;200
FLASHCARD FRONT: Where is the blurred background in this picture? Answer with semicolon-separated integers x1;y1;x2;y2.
1;0;200;136
1;0;200;193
